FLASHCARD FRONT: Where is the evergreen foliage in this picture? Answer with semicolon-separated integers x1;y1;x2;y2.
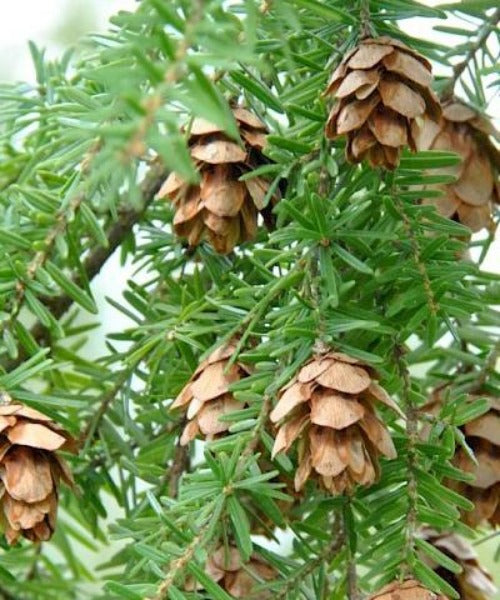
0;1;498;598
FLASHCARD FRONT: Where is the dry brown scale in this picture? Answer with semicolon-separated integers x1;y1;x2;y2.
185;544;276;598
158;107;280;254
415;100;499;232
170;340;252;445
0;402;76;544
325;36;441;170
368;579;448;599
424;388;500;528
270;351;402;495
419;528;496;599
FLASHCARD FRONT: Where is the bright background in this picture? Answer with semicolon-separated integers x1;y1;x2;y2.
0;0;498;597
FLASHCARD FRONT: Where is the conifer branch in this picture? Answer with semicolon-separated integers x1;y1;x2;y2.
3;162;165;372
393;196;438;319
394;344;419;577
1;192;84;337
147;394;272;598
441;7;500;100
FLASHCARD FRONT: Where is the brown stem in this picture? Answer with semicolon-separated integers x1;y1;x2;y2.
359;0;372;39
167;436;190;498
441;8;500;100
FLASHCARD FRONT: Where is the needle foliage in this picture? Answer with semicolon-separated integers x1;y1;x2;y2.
0;1;498;599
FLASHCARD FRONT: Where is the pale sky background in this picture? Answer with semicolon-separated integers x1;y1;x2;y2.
0;1;498;596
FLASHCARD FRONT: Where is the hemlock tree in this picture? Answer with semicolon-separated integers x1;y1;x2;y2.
0;1;498;599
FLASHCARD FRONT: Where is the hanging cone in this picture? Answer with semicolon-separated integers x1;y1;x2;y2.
419;528;497;599
170;340;252;445
270;351;401;496
325;36;441;170
368;579;448;599
0;402;76;544
415;99;499;233
158;107;280;254
424;388;500;528
185;544;276;598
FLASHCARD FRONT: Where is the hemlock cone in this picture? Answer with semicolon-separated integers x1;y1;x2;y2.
0;403;76;544
185;545;276;598
425;388;500;527
325;36;441;169
270;351;401;495
415;100;499;232
419;528;497;599
368;579;449;599
158;106;279;254
170;340;251;444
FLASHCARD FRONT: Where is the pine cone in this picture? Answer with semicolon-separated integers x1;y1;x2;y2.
425;388;499;528
270;351;400;495
170;340;251;445
185;545;276;598
368;579;448;599
325;36;441;170
158;107;279;254
419;528;497;599
415;100;499;232
0;402;76;544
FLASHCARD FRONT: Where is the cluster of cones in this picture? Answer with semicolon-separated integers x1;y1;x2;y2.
170;343;400;495
158;107;279;255
173;337;499;598
324;37;499;233
0;401;75;544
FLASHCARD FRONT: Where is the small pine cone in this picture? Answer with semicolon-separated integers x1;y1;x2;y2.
158;107;279;254
425;389;500;528
170;341;251;445
368;579;448;599
419;528;497;599
185;545;276;598
415;100;499;232
325;36;441;170
270;351;400;495
0;402;76;545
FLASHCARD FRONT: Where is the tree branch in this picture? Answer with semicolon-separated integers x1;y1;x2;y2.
394;344;419;577
441;8;500;100
4;161;165;372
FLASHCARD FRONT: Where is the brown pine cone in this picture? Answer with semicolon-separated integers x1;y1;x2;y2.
185;545;276;598
270;351;401;495
368;579;448;599
158;107;279;254
415;100;499;232
170;340;251;445
419;528;497;599
425;388;499;528
0;402;76;544
325;36;441;170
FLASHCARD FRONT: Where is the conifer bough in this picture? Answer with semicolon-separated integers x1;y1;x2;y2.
0;1;498;599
